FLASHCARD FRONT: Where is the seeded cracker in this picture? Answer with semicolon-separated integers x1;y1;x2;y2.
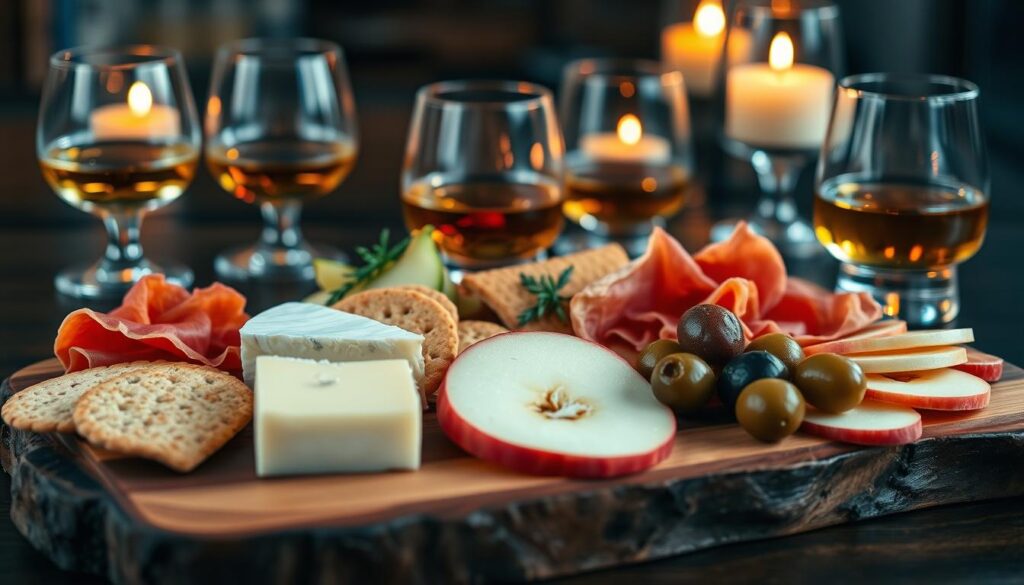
393;284;459;321
459;244;629;333
458;320;509;353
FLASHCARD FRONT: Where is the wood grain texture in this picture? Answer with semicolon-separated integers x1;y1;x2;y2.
3;357;1024;584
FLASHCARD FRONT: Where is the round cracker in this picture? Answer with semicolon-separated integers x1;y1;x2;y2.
458;320;508;353
333;289;458;399
392;285;459;321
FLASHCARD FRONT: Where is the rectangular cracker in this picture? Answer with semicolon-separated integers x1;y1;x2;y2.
460;244;629;333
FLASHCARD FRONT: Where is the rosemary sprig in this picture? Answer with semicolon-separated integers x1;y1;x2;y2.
325;229;410;306
517;265;574;326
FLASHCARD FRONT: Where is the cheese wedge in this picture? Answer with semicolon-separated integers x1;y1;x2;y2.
254;356;421;477
239;302;424;387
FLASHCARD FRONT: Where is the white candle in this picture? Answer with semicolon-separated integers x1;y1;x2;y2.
725;32;834;149
91;81;180;141
579;114;671;164
661;1;751;98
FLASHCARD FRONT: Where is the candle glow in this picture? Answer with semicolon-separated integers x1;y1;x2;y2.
617;114;642;146
769;32;794;71
694;0;726;37
127;81;153;117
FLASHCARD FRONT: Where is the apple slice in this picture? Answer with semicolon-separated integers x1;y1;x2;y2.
865;368;990;411
438;332;676;478
805;328;973;356
803;320;908;355
954;349;1004;382
848;346;967;374
801;401;922;445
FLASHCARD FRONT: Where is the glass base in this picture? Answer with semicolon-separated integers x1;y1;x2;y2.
214;241;347;284
55;260;193;300
554;229;651;258
836;263;959;327
711;215;821;258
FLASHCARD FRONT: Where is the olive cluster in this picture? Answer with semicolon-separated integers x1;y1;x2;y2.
637;304;866;443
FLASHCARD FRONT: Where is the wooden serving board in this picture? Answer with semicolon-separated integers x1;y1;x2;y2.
3;357;1024;585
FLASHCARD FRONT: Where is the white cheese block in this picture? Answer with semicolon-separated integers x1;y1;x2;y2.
254;356;422;477
239;302;424;387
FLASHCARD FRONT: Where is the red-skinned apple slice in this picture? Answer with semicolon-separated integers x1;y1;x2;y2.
805;328;973;356
801;401;922;445
954;349;1004;382
437;332;676;478
848;346;967;374
865;368;990;411
802;320;908;355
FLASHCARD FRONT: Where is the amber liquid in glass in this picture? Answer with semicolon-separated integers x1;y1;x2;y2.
814;180;989;269
402;177;564;267
40;141;199;211
206;138;357;204
563;163;689;235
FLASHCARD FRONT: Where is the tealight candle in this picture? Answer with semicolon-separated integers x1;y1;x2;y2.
661;0;751;98
91;81;180;141
579;114;671;164
725;32;834;149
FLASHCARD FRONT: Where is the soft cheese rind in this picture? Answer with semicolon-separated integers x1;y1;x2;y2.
239;302;425;386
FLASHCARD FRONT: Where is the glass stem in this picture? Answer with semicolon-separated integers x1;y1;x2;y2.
259;200;304;250
750;151;805;225
99;209;146;273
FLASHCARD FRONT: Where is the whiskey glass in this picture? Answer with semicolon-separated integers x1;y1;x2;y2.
815;74;989;327
37;45;200;299
206;38;358;283
559;58;693;255
712;0;844;257
401;80;565;270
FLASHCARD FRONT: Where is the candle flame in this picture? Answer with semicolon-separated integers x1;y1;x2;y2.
617;114;642;146
127;81;153;117
769;32;794;72
694;0;725;37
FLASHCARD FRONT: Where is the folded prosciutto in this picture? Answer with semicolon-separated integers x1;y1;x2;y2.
570;224;882;360
55;274;249;373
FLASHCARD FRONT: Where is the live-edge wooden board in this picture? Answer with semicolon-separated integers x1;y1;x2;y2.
3;357;1024;585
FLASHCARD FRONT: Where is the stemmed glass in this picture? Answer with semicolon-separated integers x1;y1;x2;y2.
401;80;565;272
205;38;358;283
712;0;844;256
37;45;200;298
815;74;990;327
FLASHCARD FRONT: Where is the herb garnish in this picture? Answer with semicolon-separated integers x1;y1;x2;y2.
517;265;574;326
325;229;410;306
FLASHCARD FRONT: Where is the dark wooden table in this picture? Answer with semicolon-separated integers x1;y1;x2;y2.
1;101;1022;583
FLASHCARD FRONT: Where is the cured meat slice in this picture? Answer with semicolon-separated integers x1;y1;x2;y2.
571;224;883;357
55;275;249;373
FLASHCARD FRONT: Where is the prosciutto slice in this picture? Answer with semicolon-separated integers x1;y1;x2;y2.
571;224;882;360
55;274;249;373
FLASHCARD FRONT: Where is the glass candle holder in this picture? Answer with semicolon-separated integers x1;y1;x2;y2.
712;0;844;257
37;45;200;299
815;74;989;327
559;59;693;255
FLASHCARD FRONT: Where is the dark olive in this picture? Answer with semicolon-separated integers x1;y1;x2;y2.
735;379;805;442
717;350;788;409
637;339;684;379
745;333;805;372
651;353;717;414
676;304;745;366
794;353;866;413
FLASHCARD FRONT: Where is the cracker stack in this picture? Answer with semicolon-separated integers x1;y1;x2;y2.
460;244;630;334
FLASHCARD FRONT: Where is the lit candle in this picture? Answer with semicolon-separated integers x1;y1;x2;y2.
661;0;751;98
579;114;671;164
725;32;835;149
91;81;180;141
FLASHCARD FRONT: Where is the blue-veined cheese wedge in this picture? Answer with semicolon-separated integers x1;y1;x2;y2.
239;302;425;387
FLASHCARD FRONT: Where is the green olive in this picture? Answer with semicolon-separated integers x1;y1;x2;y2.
735;379;805;442
745;333;805;372
637;339;683;379
650;353;716;415
793;353;866;413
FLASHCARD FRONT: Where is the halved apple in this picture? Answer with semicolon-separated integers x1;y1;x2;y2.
865;368;990;411
805;328;972;356
848;346;967;374
803;320;908;355
802;400;922;445
437;332;676;478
